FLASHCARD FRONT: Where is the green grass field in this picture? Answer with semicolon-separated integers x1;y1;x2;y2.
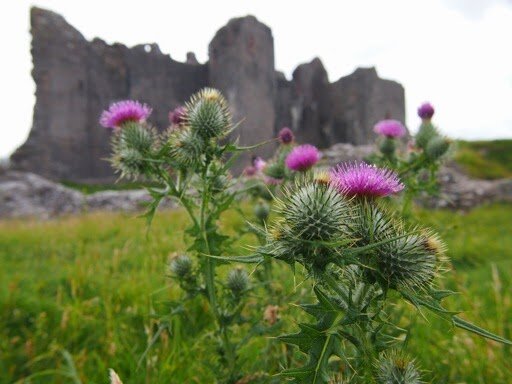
454;139;512;179
1;204;511;383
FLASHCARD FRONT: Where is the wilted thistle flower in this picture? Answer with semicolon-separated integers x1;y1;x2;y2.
313;170;331;185
415;121;439;150
169;254;193;279
426;135;451;160
375;351;422;384
278;127;294;144
186;88;231;140
285;144;321;172
226;267;249;295
330;162;404;198
168;106;186;125
374;119;406;138
100;100;152;129
417;102;435;120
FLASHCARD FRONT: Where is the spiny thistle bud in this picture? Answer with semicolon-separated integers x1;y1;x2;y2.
111;123;157;178
415;121;438;150
186;88;231;140
167;126;205;169
375;351;422;384
264;161;286;180
254;200;270;222
169;254;193;279
379;137;397;157
278;182;350;242
226;267;249;295
376;228;438;291
168;105;186;125
426;135;450;160
207;162;231;194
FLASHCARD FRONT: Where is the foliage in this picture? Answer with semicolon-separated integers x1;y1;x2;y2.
1;205;511;383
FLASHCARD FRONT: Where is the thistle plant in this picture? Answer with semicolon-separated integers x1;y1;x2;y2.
100;89;269;383
234;161;511;383
369;103;452;216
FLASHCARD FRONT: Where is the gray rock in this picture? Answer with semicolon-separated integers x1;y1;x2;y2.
0;171;83;218
208;15;276;170
0;170;175;218
11;8;406;181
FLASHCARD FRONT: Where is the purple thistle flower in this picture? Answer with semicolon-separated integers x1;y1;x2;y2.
330;162;404;198
253;157;267;172
100;100;152;129
285;144;321;172
243;165;257;177
417;102;435;120
278;127;294;144
374;119;406;138
169;106;186;125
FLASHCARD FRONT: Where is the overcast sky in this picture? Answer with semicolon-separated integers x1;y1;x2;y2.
1;0;511;158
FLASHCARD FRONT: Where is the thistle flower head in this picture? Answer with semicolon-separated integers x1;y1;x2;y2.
264;161;286;180
376;228;439;291
100;100;152;129
166;126;205;170
415;121;439;150
226;267;249;295
186;88;231;140
313;170;331;185
278;127;294;144
110;123;157;179
277;182;350;242
417;102;435;120
254;200;270;222
330;162;404;198
243;165;257;177
169;254;193;279
426;135;451;160
375;351;422;384
253;157;267;172
168;106;186;125
285;144;321;172
374;119;406;138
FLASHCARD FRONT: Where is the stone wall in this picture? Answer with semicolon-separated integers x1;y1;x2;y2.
11;7;405;182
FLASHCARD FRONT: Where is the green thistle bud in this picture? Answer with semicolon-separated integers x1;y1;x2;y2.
111;123;157;178
376;229;438;290
254;200;270;222
264;161;286;180
226;267;249;295
167;126;205;169
169;254;193;279
415;121;438;150
426;136;450;160
380;137;396;158
186;88;231;140
278;182;351;242
375;351;422;384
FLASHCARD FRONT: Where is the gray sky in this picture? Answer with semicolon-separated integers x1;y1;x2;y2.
1;0;512;158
